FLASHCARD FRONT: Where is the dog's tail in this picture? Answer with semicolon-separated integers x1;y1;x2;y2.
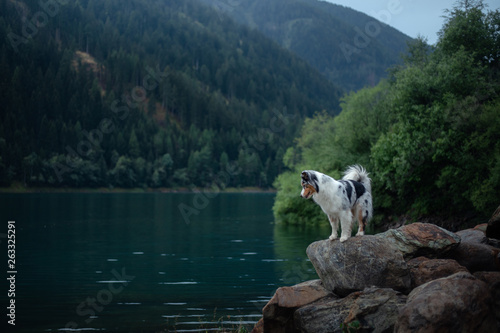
343;165;371;193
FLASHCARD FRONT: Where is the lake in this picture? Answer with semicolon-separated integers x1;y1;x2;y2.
0;193;329;332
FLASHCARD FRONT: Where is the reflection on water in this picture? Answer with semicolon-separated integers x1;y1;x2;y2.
0;193;331;332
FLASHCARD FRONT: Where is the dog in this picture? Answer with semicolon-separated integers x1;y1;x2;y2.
300;165;373;242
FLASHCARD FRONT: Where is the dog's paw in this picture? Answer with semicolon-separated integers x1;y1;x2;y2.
339;236;349;242
356;231;365;236
329;234;337;241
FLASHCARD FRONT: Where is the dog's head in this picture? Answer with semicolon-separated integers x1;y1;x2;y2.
300;171;319;199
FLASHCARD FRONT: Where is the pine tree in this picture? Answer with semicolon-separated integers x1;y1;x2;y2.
128;129;140;158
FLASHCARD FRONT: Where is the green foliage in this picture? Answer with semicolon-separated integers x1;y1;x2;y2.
274;1;500;225
438;0;500;67
273;82;394;224
372;30;499;217
340;320;361;333
273;170;324;226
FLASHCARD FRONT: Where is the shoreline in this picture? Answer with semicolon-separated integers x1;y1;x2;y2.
0;183;276;194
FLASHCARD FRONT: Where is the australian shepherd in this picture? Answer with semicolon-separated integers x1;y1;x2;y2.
300;165;373;242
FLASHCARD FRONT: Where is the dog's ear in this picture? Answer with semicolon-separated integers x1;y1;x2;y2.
301;171;309;181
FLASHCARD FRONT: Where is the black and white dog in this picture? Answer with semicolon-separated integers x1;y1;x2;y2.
300;165;373;242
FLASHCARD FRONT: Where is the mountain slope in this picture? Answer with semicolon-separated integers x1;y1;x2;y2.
201;0;413;91
0;0;342;188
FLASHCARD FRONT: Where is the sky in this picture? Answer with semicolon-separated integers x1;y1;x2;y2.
323;0;500;45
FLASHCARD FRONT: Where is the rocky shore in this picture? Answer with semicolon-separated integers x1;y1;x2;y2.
252;208;500;332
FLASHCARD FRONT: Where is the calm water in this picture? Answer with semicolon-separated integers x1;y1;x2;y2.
0;193;328;332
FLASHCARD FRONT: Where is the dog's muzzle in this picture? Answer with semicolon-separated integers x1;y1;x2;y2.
300;187;312;199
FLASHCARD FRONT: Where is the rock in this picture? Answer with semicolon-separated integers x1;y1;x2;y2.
486;205;500;240
342;287;407;333
250;318;263;333
395;272;497;333
456;228;488;244
306;223;462;296
489;238;500;248
264;279;331;309
407;256;469;288
382;222;461;260
474;223;488;232
307;235;411;296
474;271;500;326
260;222;499;333
295;287;407;333
261;279;333;332
294;295;350;333
444;241;500;272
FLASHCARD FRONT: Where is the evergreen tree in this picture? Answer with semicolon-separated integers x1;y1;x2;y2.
128;129;140;159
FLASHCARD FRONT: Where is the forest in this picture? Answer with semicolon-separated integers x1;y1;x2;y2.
0;0;345;189
200;0;412;91
273;1;500;226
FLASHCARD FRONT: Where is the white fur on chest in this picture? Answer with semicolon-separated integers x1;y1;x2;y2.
312;179;345;217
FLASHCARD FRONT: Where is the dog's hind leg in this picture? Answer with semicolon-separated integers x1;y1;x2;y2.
328;215;339;241
356;208;365;236
339;211;353;242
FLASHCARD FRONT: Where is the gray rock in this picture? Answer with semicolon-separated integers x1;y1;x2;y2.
294;296;349;333
295;287;407;333
306;223;461;296
381;222;461;260
395;272;497;333
456;228;488;244
307;235;411;296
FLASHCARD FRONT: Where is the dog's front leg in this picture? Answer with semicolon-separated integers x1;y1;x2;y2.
339;212;353;242
328;215;339;241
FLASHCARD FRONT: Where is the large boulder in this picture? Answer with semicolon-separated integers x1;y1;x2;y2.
293;294;351;333
261;279;332;333
407;256;469;288
341;287;407;333
294;287;407;333
382;222;461;259
486;205;500;240
395;272;496;333
444;241;500;272
307;235;411;296
474;271;500;326
306;223;461;296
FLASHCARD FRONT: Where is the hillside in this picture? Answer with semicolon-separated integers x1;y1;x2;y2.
0;0;343;189
201;0;413;91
